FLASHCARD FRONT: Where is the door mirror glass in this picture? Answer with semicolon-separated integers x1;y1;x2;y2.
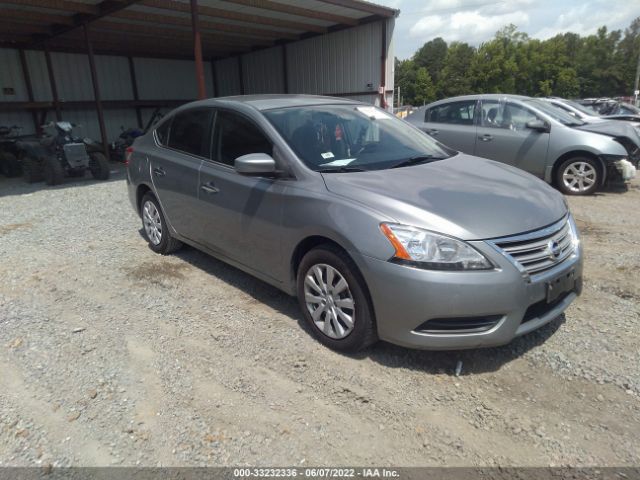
235;153;276;175
525;119;549;132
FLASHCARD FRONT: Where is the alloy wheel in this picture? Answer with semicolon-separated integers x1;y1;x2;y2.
304;263;355;339
562;161;597;193
143;200;162;245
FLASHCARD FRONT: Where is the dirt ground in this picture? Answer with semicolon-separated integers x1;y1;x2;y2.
0;167;638;467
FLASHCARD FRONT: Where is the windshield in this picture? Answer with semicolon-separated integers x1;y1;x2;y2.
525;99;585;126
263;104;453;172
562;99;600;117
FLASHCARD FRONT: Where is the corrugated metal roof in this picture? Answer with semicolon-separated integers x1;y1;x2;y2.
0;0;398;58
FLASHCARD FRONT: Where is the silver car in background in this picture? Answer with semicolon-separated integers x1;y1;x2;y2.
127;95;583;352
408;94;636;195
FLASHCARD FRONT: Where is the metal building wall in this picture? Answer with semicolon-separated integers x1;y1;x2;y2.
134;57;214;100
241;47;285;94
1;17;395;140
214;56;242;97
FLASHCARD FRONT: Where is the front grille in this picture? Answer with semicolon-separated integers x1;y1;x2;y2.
63;143;89;168
493;219;575;275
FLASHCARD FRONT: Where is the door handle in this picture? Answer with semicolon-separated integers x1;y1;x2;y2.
200;182;219;194
153;167;166;176
478;134;493;142
425;128;439;136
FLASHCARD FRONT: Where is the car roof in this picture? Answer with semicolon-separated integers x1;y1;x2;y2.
424;93;533;108
182;94;364;111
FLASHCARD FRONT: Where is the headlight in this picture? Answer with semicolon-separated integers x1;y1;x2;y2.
380;223;493;270
567;215;580;250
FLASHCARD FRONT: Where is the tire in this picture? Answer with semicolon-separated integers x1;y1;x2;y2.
296;244;377;352
44;156;64;186
140;193;182;255
89;152;110;180
0;152;22;177
556;156;600;195
22;156;44;183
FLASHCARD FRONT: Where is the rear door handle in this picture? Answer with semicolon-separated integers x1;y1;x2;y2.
200;182;219;194
478;134;493;142
425;128;439;136
153;167;166;176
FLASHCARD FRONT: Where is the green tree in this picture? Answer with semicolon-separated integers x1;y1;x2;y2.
438;42;476;97
395;58;418;106
413;37;448;86
414;67;437;105
555;68;580;97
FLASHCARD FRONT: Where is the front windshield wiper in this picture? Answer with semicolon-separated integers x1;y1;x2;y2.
317;166;368;173
390;154;447;169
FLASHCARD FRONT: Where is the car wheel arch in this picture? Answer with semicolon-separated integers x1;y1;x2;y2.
290;236;378;337
552;150;606;187
136;183;153;215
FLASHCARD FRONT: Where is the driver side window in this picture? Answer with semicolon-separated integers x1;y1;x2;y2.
481;101;539;131
211;110;272;167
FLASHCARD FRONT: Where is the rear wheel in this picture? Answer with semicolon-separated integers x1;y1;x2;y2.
44;157;64;186
140;193;182;255
89;152;110;180
556;157;600;195
296;245;377;352
0;152;22;177
22;156;43;183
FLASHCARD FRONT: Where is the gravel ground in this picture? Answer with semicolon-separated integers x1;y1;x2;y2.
0;166;639;468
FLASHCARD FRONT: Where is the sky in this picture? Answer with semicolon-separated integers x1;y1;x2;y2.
375;0;640;59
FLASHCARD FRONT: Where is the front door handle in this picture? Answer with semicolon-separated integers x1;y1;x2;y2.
425;128;439;136
153;167;166;176
478;134;493;142
200;182;219;194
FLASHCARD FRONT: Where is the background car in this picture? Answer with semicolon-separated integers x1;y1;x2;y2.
407;94;636;195
541;97;640;166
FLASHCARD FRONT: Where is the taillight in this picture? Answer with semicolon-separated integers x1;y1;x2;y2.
125;146;134;166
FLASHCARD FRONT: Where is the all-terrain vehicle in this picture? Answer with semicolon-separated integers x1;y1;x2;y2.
109;108;166;162
19;121;110;185
0;125;26;178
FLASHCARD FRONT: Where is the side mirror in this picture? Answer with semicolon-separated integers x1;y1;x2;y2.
526;119;549;133
235;153;277;176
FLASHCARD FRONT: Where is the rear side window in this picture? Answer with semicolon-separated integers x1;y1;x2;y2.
167;109;213;157
426;101;476;125
212;110;272;166
155;119;170;146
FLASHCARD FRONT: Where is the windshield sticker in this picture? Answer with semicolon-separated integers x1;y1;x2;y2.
319;158;356;167
320;152;335;159
356;106;389;119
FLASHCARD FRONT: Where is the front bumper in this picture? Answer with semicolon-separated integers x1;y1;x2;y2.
356;240;583;350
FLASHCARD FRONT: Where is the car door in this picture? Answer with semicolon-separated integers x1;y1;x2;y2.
149;108;212;239
416;100;478;153
194;109;286;282
474;100;550;178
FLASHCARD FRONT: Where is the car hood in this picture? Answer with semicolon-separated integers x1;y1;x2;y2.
321;153;567;240
575;120;640;147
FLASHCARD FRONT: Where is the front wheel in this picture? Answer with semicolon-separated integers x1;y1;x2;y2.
556;157;600;195
89;152;110;180
140;193;182;255
296;245;377;352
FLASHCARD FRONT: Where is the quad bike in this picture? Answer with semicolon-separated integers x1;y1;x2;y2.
109;108;165;162
109;126;143;162
19;121;110;185
0;125;27;177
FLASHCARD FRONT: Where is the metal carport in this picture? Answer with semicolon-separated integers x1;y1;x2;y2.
0;0;398;155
